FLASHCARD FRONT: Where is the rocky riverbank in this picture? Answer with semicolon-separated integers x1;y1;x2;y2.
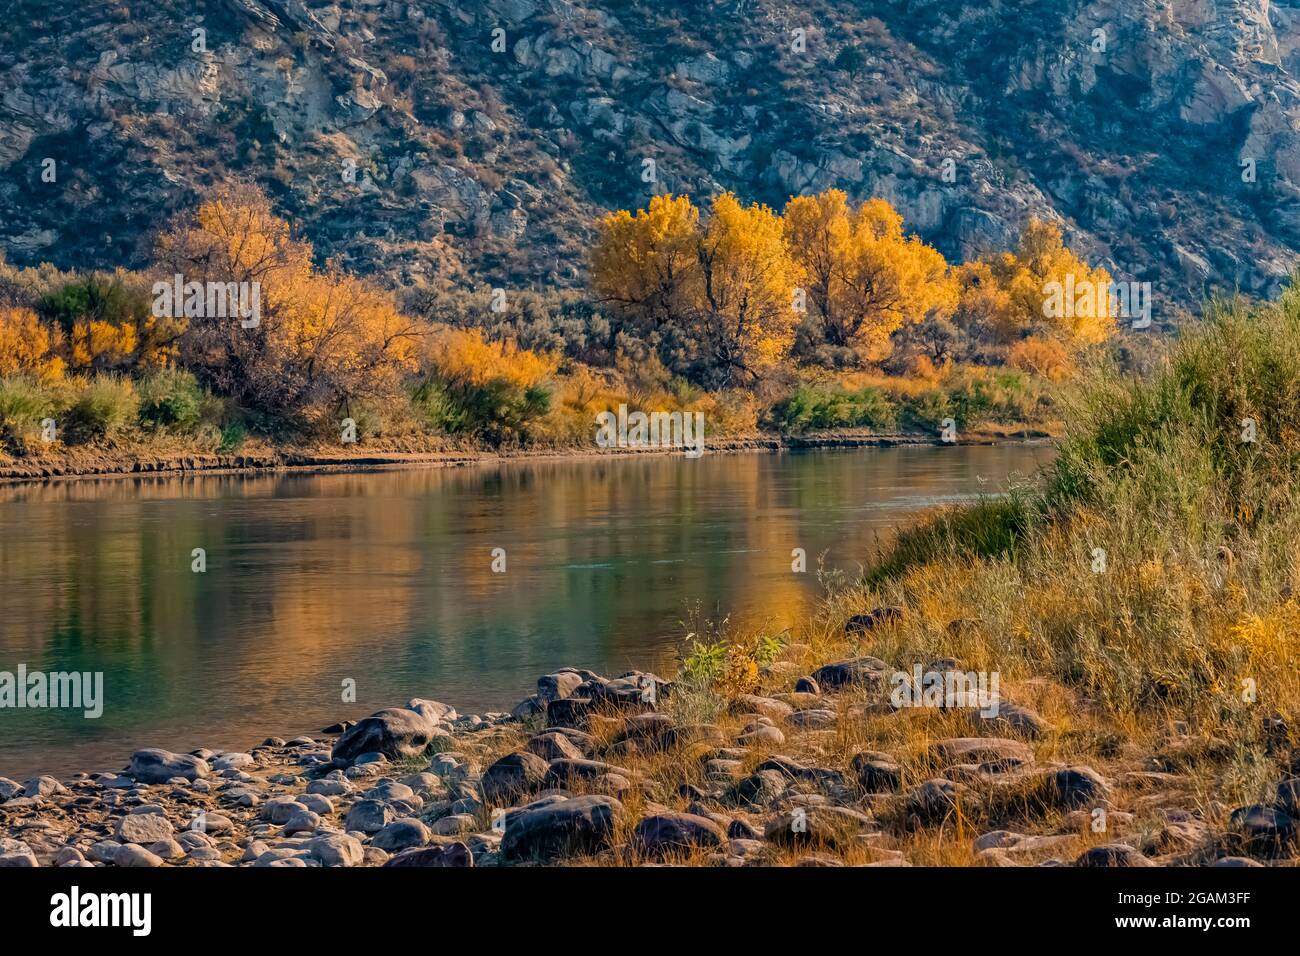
2;622;1297;868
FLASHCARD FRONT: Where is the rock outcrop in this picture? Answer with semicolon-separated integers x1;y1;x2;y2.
3;0;1299;310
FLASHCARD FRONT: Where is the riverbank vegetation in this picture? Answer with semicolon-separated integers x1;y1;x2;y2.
402;296;1299;867
0;183;1121;466
630;295;1300;864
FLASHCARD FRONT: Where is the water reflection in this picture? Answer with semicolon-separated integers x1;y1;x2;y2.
0;445;1051;778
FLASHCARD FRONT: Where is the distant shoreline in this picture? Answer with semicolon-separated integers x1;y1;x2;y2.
0;428;1058;486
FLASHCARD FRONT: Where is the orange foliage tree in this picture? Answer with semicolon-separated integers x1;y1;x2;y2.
155;184;420;419
0;307;65;379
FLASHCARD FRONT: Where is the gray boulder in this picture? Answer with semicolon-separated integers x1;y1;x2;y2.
344;799;393;834
384;841;473;867
128;748;210;784
501;794;624;861
372;818;432;852
332;708;437;765
115;813;175;845
481;751;550;805
308;833;363;867
632;812;725;858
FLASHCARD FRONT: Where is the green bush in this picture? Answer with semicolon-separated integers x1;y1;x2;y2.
770;384;898;433
0;375;56;435
38;272;151;332
411;377;552;443
900;389;951;432
136;368;207;433
1048;295;1300;514
864;490;1035;586
218;420;247;454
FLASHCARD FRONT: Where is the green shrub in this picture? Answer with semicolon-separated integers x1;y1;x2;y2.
411;377;552;443
900;389;951;431
1048;295;1300;515
38;272;150;332
136;368;206;433
0;374;62;454
770;384;898;433
864;490;1035;586
218;420;247;454
0;374;56;435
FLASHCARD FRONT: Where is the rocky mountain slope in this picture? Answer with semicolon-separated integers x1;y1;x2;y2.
4;0;1300;313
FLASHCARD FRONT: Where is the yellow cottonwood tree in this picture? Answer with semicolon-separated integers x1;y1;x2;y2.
693;193;801;384
783;190;956;360
973;218;1115;348
590;193;700;329
591;192;799;385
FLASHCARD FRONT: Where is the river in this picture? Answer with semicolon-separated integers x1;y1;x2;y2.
0;444;1051;780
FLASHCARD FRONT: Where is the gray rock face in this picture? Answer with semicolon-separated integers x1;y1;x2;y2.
500;795;624;861
331;708;437;765
2;0;1299;305
128;748;210;784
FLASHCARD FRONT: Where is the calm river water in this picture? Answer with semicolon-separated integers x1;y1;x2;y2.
0;445;1051;780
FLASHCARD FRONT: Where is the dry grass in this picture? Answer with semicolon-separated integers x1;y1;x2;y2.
451;300;1300;866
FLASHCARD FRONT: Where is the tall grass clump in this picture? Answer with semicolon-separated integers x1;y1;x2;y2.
0;374;59;452
841;294;1300;747
135;367;210;433
62;374;139;444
